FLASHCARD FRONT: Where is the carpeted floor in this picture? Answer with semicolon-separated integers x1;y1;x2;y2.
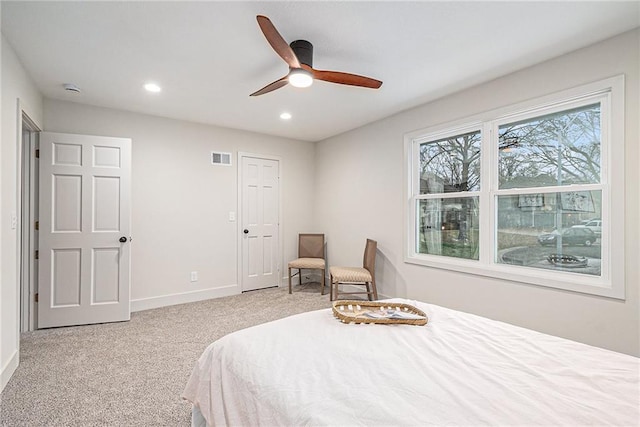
0;284;332;426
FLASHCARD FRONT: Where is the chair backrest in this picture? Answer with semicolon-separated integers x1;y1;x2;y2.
363;239;377;276
299;233;324;259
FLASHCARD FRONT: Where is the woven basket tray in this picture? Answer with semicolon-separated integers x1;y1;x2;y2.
332;300;428;326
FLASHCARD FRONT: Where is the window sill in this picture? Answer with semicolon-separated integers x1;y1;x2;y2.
404;254;624;300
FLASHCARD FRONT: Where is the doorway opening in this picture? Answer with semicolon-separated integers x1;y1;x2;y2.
19;112;40;332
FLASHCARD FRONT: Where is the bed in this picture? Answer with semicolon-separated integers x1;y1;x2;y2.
183;299;639;426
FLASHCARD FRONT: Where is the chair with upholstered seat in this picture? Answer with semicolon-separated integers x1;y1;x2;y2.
329;239;378;301
288;233;326;295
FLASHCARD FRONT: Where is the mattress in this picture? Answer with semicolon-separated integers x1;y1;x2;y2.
183;299;640;426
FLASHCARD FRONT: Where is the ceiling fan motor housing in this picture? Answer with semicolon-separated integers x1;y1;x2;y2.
290;40;313;68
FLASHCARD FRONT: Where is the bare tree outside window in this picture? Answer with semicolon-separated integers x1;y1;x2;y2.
418;130;481;259
420;131;481;194
498;104;601;188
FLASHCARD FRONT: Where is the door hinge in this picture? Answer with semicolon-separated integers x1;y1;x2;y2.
35;220;39;230
34;293;39;303
35;250;39;260
35;149;40;158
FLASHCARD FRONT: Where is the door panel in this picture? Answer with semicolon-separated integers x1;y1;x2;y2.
38;132;131;328
52;249;81;306
93;176;121;231
241;156;280;291
92;248;120;303
53;174;82;231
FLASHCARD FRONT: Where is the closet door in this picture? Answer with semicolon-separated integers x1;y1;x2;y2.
240;155;280;291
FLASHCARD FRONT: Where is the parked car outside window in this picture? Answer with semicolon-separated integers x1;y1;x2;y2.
538;227;597;246
573;220;602;236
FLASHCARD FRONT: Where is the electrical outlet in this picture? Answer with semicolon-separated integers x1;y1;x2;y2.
190;271;198;282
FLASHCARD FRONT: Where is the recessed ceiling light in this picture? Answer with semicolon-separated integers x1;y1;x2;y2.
144;82;161;93
280;112;292;120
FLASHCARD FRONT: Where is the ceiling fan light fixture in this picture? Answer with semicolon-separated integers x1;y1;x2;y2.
288;69;313;88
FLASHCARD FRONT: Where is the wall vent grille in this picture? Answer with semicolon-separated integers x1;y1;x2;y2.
211;151;232;166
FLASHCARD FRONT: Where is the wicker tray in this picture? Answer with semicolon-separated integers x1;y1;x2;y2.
332;300;428;326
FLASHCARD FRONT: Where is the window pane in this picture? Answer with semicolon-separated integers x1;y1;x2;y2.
496;191;601;276
419;130;481;194
498;104;601;189
417;197;479;260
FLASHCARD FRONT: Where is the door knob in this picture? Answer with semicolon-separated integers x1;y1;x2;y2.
243;229;249;234
119;236;128;243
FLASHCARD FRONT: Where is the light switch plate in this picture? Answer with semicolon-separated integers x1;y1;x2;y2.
229;211;236;222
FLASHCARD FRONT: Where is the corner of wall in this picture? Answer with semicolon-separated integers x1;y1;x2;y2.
1;32;45;393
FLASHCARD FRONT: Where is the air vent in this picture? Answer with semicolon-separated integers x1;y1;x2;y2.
211;151;232;166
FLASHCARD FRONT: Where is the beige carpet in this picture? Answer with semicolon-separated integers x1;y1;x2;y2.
0;285;332;426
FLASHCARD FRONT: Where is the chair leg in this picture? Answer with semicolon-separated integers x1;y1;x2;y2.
330;274;334;301
288;267;292;294
320;269;325;295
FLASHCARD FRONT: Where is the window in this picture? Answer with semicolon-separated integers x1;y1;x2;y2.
405;76;625;298
495;103;603;277
417;129;481;260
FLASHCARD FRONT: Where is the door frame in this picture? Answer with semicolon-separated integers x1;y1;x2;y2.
237;152;283;292
19;108;41;332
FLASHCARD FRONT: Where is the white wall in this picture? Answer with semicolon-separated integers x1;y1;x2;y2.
314;29;640;356
43;100;316;310
1;35;44;391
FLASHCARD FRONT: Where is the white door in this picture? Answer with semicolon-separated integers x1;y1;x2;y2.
241;155;280;291
38;132;131;328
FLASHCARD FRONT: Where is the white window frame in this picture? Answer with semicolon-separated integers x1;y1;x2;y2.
404;76;625;299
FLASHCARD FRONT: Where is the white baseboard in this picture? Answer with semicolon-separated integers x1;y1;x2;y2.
281;275;304;286
1;349;19;393
130;284;240;312
282;272;326;287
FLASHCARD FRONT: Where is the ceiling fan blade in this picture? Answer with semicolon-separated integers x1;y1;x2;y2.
311;69;382;89
250;76;289;97
256;15;300;69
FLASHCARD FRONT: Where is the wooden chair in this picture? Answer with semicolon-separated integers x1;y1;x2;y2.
288;233;326;295
329;239;378;301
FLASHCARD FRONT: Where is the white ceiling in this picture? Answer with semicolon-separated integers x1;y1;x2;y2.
2;1;638;142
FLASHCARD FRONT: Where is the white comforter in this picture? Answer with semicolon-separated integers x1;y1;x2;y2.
183;299;640;426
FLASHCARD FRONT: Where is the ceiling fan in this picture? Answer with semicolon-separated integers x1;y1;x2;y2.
250;15;383;96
